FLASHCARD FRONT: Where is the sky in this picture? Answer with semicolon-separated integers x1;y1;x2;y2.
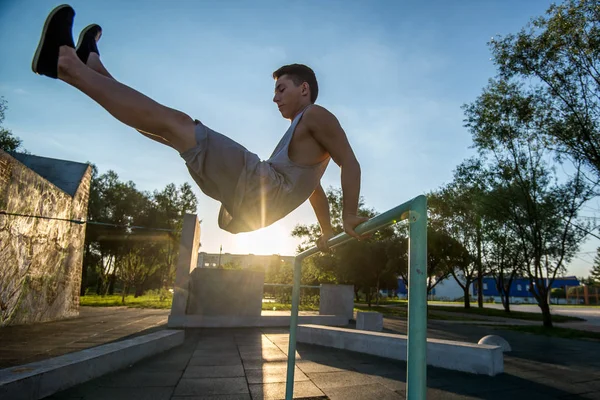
0;0;598;277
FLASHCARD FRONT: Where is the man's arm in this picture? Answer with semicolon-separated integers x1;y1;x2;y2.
309;184;333;235
304;106;367;239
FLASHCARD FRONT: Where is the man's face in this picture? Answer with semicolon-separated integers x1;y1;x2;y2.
273;75;307;119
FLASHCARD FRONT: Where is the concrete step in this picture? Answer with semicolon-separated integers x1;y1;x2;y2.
297;324;503;376
0;329;184;400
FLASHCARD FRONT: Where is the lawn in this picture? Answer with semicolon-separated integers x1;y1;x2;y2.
81;295;321;312
428;305;584;323
354;305;479;321
80;294;172;309
497;325;600;341
262;302;320;312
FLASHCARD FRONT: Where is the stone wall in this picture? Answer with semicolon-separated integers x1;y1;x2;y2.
0;151;91;326
187;268;264;317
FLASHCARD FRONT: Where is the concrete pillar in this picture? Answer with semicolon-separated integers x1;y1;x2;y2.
356;311;383;332
170;214;201;316
319;284;354;320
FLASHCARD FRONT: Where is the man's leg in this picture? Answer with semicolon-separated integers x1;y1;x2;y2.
85;53;176;150
57;46;196;153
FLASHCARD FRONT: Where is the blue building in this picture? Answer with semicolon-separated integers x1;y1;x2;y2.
389;275;581;304
474;276;580;304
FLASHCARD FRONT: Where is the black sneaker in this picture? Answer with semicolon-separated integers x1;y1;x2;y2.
76;24;102;64
31;4;76;79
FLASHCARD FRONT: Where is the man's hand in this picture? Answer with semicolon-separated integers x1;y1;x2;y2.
316;230;335;253
343;214;370;240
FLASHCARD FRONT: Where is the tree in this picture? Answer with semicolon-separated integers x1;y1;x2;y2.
81;167;198;296
490;0;600;180
483;209;523;313
591;247;600;284
426;228;464;296
428;161;488;308
0;97;24;152
464;78;595;327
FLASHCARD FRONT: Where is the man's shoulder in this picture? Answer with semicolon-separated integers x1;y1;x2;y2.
303;104;339;128
304;104;334;118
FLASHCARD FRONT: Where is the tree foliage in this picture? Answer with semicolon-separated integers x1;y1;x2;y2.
463;77;595;327
0;97;24;153
490;0;600;179
591;247;600;284
82;166;198;298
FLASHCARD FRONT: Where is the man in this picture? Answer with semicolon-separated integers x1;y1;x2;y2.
32;4;368;251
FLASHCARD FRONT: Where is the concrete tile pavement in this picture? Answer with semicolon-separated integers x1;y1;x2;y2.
43;320;600;400
5;306;600;399
0;307;169;369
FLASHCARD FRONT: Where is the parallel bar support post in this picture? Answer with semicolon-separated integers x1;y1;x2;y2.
406;195;428;400
285;257;302;400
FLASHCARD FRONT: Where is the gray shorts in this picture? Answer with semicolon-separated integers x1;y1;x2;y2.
179;120;261;215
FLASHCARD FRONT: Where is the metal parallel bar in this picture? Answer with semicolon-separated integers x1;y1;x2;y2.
285;257;303;399
284;195;428;400
407;195;428;399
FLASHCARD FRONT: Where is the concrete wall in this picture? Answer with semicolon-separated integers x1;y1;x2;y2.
187;268;264;317
0;151;91;326
319;284;354;320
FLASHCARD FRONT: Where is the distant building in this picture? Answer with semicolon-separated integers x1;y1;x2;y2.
391;273;580;305
474;276;580;304
392;272;470;301
430;271;470;301
197;252;295;270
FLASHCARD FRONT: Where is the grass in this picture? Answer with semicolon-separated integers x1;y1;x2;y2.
82;295;321;312
262;302;320;312
428;305;584;323
80;294;172;309
355;305;408;318
354;305;480;321
498;325;600;341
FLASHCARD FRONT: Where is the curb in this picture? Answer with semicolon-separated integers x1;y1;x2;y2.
0;329;185;400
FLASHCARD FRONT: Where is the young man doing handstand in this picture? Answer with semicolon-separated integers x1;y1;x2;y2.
32;4;368;251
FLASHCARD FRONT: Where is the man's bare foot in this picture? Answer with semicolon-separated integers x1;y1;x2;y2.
32;4;75;79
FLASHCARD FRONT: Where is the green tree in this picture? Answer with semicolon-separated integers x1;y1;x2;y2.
81;167;198;296
490;0;600;179
425;228;465;296
0;97;24;152
482;206;524;313
591;247;600;284
428;160;490;308
464;79;595;327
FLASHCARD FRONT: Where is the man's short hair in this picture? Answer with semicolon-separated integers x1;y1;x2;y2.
272;64;319;103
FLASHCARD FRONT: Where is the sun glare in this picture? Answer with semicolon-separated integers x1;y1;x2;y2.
232;221;297;256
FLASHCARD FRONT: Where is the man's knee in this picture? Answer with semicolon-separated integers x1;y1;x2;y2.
164;109;197;152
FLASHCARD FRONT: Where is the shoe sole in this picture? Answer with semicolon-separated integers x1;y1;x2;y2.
31;4;73;75
76;23;99;52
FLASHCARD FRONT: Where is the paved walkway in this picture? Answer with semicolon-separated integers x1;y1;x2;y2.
0;307;169;369
41;317;600;400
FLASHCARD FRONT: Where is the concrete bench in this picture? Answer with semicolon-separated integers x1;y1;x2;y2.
356;311;383;332
0;330;184;400
297;324;503;376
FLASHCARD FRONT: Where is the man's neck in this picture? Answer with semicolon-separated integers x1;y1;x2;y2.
289;103;312;121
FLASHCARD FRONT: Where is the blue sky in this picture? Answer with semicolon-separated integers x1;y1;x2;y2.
1;0;597;277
